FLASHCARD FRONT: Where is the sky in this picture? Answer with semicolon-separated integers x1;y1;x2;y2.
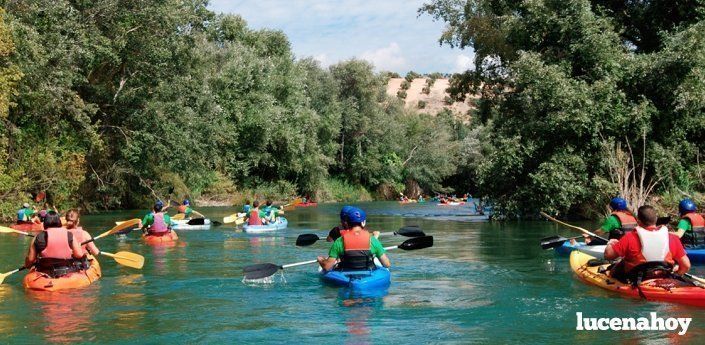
208;0;476;74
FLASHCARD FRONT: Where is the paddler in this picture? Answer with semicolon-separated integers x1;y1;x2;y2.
24;211;85;277
17;203;35;224
674;199;705;248
317;207;390;271
585;197;637;245
262;200;279;224
243;200;252;214
177;199;194;218
141;201;173;235
65;209;100;270
246;200;263;226
604;205;690;283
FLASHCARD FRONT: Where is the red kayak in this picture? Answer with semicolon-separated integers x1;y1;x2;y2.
296;202;318;207
10;222;44;232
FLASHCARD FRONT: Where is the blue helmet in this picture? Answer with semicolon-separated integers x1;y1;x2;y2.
340;205;354;222
679;199;697;214
154;200;164;211
609;197;628;211
347;207;367;224
183;199;190;206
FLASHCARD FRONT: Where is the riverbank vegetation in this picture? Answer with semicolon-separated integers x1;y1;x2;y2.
0;2;465;219
422;0;705;218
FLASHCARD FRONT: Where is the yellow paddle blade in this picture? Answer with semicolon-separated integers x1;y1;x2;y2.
235;217;244;225
101;251;145;269
224;213;246;224
171;213;185;220
0;226;30;236
0;267;22;285
95;219;141;240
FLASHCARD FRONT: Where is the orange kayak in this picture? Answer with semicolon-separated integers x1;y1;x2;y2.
143;231;179;245
23;257;101;292
11;222;44;232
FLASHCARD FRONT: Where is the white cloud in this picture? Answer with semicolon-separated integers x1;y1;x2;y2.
455;54;475;72
360;43;407;72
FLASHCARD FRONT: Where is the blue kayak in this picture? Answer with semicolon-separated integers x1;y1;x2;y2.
557;241;705;264
243;217;288;233
686;247;705;264
320;266;391;291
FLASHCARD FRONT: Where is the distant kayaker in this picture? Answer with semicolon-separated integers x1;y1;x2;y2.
587;197;637;245
17;203;35;224
177;199;194;218
24;211;84;277
604;205;690;282
243;200;252;214
318;207;390;271
247;201;263;226
262;200;279;224
674;199;705;248
327;205;354;242
65;209;100;270
141;201;173;235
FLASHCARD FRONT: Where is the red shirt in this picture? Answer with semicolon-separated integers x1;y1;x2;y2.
611;226;686;270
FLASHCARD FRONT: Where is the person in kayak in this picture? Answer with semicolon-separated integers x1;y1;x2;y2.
17;203;36;224
247;201;263;226
262;200;280;224
327;205;354;242
65;209;100;270
177;199;194;218
604;205;690;283
24;211;84;277
141;201;173;235
243;200;252;214
674;199;705;248
317;207;390;271
585;197;637;245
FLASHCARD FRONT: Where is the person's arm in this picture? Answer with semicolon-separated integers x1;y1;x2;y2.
317;256;337;271
594;215;619;236
25;238;37;268
318;238;343;270
675;255;691;276
84;232;100;255
378;253;391;268
604;239;623;260
69;234;83;259
370;237;390;267
674;219;691;238
141;214;152;229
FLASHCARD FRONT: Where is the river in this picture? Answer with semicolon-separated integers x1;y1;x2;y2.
1;201;704;344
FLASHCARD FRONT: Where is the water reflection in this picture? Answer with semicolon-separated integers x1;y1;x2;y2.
27;289;98;344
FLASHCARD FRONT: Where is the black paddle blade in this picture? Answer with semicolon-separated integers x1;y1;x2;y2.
212;221;222;227
187;218;206;225
243;263;281;280
657;216;671;226
296;234;321;246
398;236;433;250
540;236;569;250
396;226;426;237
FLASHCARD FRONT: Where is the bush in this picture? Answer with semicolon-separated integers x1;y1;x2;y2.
316;178;373;202
400;80;411;90
405;71;420;82
422;86;431;94
444;96;454;105
417;100;427;109
397;89;407;99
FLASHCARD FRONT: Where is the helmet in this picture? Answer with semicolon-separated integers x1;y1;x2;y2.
609;197;628;211
154;200;164;211
22;203;30;208
679;199;697;214
183;199;190;206
347;207;367;224
340;205;354;221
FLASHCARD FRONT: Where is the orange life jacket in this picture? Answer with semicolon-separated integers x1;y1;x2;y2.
681;212;705;247
68;227;89;256
248;209;262;226
178;205;187;213
612;211;638;231
339;230;375;270
40;227;73;260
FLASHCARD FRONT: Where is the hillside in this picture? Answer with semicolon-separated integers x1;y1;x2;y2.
386;78;478;121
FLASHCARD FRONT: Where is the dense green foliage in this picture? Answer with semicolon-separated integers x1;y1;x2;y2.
422;0;705;217
0;1;461;218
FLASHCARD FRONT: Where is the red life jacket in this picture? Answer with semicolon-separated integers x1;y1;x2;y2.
339;230;375;270
624;226;674;274
149;212;169;234
68;227;89;256
40;227;73;260
178;205;187;213
248;209;262;226
612;211;637;231
681;212;705;247
682;212;705;230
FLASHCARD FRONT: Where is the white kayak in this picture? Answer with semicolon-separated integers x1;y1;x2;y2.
171;218;212;230
243;217;288;233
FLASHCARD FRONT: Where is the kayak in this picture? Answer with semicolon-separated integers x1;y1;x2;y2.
687;248;705;264
171;218;211;230
570;250;705;307
296;202;318;207
399;200;418;204
556;241;605;258
10;222;44;232
320;264;391;291
143;231;179;245
243;217;288;233
437;202;465;206
23;256;101;292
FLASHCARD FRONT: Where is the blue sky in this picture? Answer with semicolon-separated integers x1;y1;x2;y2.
208;0;475;74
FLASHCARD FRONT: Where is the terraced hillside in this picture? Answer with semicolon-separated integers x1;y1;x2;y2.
386;78;477;121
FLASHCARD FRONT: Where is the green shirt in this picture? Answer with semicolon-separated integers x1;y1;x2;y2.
600;215;622;232
678;219;693;232
328;235;386;259
182;206;193;218
18;208;34;222
142;212;172;227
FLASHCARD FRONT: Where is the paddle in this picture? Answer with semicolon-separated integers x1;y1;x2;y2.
99;251;144;269
295;225;427;247
539;235;586;250
244;236;434;280
540;211;705;287
82;219;141;244
0;266;27;285
0;226;32;237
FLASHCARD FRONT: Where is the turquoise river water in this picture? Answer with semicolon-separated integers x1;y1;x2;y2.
2;201;705;344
